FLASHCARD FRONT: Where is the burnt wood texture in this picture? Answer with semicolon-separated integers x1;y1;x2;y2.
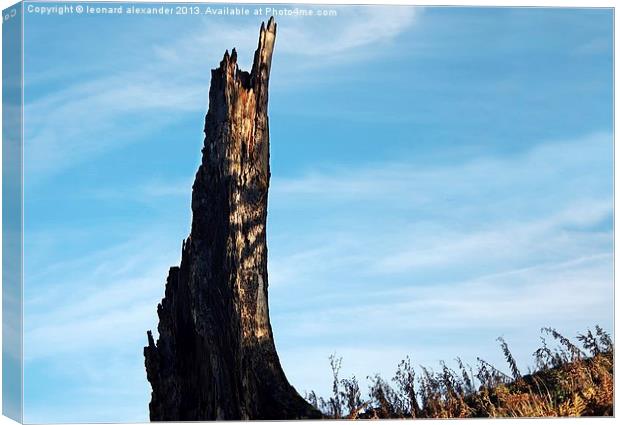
144;18;320;421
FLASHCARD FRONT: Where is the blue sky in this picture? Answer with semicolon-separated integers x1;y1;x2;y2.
20;3;612;422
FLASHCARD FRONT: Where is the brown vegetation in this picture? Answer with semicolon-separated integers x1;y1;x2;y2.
306;326;613;418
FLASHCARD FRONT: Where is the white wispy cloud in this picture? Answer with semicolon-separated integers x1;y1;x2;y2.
271;131;611;205
267;132;612;283
24;233;177;360
87;178;193;203
372;199;612;275
275;7;418;58
279;255;612;398
275;253;612;336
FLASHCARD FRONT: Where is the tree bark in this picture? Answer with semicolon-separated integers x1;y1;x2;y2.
144;18;321;421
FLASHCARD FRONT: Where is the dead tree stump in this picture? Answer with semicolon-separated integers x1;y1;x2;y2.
144;18;321;421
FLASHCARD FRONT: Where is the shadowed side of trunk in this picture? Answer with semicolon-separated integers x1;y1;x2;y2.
144;18;321;421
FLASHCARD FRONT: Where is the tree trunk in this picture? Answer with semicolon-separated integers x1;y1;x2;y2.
144;18;321;421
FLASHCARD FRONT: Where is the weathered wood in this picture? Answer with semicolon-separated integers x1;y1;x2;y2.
144;18;321;421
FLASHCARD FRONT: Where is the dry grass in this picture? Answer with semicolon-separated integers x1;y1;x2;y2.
306;326;613;418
